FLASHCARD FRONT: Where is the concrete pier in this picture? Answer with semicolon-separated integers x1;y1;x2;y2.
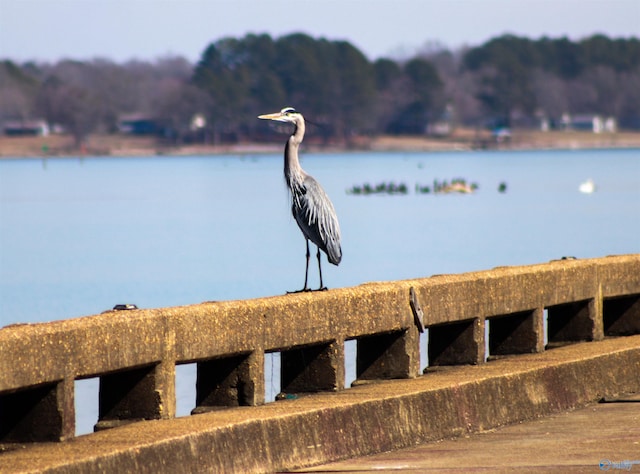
300;393;640;472
0;255;639;472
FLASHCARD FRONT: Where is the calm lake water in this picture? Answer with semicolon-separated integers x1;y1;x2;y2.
1;148;639;434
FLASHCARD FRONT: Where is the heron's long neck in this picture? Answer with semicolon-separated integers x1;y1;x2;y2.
284;120;306;189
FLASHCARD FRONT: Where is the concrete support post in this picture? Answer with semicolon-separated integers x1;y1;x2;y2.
193;351;265;413
355;328;420;381
0;378;74;442
95;364;166;431
489;308;545;356
603;294;640;336
591;293;605;341
58;377;76;440
429;318;485;366
153;359;176;419
548;296;603;344
281;340;345;393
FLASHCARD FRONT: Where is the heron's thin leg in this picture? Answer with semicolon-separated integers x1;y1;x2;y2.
289;240;312;293
317;247;327;291
287;240;311;293
303;240;311;291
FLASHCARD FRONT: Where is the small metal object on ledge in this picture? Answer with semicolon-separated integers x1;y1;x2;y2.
550;256;577;262
112;304;138;311
409;287;425;333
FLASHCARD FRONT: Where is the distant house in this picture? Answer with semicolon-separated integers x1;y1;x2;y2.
492;127;512;143
117;114;167;135
3;119;49;136
603;117;617;133
426;121;452;137
539;116;551;132
426;104;455;137
560;113;617;133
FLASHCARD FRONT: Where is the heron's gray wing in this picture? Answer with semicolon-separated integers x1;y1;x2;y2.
292;175;342;265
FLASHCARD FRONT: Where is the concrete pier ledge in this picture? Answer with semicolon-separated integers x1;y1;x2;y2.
300;393;640;473
0;336;639;473
0;255;639;472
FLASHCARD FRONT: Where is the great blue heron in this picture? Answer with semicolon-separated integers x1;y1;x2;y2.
258;107;342;292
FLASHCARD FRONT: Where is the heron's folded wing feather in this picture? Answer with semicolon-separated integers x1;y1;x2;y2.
292;176;342;265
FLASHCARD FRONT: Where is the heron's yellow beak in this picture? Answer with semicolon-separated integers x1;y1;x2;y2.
258;112;286;121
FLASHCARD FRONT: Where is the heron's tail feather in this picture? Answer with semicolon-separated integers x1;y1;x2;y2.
326;242;342;266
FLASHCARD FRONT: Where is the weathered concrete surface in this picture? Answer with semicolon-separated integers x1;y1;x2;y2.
1;335;639;473
2;255;638;393
1;255;638;467
300;393;640;473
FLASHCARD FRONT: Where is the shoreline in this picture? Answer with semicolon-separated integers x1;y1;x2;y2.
1;129;640;159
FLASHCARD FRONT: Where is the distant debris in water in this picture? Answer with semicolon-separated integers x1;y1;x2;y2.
579;179;596;194
347;182;408;195
348;178;482;195
416;183;431;194
430;178;478;194
498;182;508;193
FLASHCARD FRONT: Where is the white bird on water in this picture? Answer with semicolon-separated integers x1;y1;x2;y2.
579;179;596;194
258;107;342;293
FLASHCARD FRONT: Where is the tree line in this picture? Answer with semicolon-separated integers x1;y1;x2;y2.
1;33;639;145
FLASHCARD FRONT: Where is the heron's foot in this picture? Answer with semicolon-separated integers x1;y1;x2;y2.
317;286;328;291
286;288;312;294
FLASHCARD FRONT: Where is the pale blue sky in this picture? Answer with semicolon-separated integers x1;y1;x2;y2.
0;0;638;63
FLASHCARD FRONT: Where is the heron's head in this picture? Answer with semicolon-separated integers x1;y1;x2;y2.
258;107;302;124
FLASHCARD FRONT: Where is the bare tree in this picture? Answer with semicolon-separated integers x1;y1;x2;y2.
532;70;569;118
36;77;100;146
